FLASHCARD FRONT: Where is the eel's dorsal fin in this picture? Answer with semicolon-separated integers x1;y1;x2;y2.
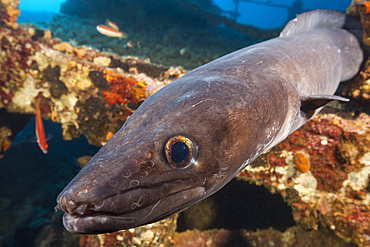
280;9;345;37
289;93;349;135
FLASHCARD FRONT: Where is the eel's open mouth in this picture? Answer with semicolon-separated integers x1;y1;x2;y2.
55;177;208;234
56;187;206;234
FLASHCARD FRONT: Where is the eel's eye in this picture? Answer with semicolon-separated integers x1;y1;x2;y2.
165;135;197;169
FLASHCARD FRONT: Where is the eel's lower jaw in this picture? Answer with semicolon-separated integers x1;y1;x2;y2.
59;186;207;234
62;211;131;234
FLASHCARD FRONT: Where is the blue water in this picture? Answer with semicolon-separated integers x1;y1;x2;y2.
19;0;351;29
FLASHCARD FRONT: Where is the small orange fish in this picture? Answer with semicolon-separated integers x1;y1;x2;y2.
96;25;127;38
106;19;119;31
36;102;48;154
365;2;370;13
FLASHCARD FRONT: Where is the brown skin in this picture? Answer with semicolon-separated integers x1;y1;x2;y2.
55;10;362;234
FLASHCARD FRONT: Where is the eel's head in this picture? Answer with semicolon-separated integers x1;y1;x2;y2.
55;75;270;234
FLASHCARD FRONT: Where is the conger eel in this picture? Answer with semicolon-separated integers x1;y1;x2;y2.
55;9;363;234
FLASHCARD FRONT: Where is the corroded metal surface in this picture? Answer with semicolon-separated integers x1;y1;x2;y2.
79;215;177;247
237;113;370;246
0;12;185;146
173;226;356;247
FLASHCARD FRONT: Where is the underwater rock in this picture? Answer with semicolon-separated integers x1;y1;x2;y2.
243;226;356;247
0;15;184;146
79;215;178;247
43;65;69;99
237;113;370;246
347;0;370;47
173;228;234;247
173;225;355;247
340;56;370;108
0;0;20;29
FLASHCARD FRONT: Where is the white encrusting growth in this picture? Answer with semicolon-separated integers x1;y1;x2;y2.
341;152;370;196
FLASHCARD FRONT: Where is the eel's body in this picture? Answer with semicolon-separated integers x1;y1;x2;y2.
55;10;363;234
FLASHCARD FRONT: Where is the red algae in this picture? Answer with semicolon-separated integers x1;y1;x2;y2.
305;120;343;151
102;69;147;105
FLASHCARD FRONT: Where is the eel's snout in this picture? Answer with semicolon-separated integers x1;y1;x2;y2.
55;184;96;216
55;190;75;214
55;197;93;216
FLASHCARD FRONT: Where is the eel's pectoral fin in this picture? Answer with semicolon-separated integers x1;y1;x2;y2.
289;93;349;135
299;93;349;118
